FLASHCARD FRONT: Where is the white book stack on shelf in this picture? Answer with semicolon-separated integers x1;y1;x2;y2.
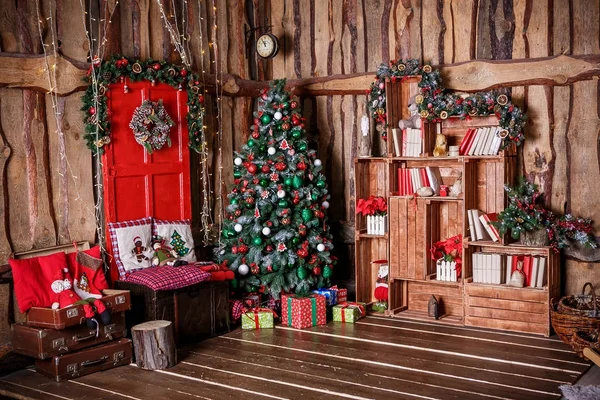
468;210;491;241
472;253;505;284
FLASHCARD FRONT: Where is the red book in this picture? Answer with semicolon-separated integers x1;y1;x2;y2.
401;129;408;156
459;129;474;155
522;256;533;286
419;168;430;187
512;255;524;273
485;213;501;241
405;169;413;195
397;168;404;196
463;128;478;155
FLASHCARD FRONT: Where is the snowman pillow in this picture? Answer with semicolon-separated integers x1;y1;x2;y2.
153;219;197;263
107;217;154;278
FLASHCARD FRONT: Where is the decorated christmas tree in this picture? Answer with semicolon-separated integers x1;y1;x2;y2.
170;230;189;257
215;79;334;298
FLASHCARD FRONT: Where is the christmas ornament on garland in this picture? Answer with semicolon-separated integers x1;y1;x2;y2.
82;55;205;154
367;58;526;148
129;99;174;153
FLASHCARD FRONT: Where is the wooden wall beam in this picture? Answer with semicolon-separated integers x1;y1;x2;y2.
0;52;599;97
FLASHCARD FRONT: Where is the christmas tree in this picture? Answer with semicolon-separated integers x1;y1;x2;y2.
215;79;334;298
170;230;190;256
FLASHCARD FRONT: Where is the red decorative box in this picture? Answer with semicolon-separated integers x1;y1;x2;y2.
281;294;327;329
330;285;347;303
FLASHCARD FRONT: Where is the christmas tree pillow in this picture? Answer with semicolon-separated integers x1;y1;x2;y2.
108;217;154;278
153;219;197;263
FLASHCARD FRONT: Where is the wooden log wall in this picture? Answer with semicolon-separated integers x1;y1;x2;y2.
0;0;598;298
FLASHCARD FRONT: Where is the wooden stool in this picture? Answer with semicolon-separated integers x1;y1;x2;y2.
131;320;176;370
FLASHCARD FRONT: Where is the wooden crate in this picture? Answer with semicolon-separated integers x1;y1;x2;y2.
388;197;426;280
385;76;422;156
389;280;464;324
354;237;388;304
424;198;464;280
464;246;558;336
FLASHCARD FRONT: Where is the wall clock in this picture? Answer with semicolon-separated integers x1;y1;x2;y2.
256;33;279;59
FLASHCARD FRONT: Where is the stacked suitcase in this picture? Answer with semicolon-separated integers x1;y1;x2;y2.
11;289;133;382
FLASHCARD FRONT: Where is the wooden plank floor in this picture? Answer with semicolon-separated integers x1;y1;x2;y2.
0;316;592;400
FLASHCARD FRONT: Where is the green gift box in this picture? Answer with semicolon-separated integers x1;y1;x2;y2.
241;308;274;330
333;302;366;323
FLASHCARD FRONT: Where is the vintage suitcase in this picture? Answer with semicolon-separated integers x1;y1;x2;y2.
12;312;127;359
26;289;131;329
35;338;132;382
115;281;230;346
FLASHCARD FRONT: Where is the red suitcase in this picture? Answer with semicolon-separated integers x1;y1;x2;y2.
35;338;132;382
12;312;127;359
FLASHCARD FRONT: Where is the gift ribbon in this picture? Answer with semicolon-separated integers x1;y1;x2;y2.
337;302;366;322
311;297;317;326
243;307;275;329
286;295;318;326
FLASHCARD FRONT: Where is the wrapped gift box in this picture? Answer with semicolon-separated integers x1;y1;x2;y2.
242;293;262;308
281;294;327;329
311;288;337;306
330;286;347;303
241;308;274;330
333;302;366;323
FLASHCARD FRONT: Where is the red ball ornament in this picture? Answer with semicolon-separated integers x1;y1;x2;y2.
275;162;286;171
234;210;241;217
88;106;96;115
115;60;122;68
266;221;273;227
251;132;260;139
253;178;259;184
297;161;306;170
297;248;308;258
266;245;273;252
246;197;255;204
261;165;270;173
291;101;298;109
293;198;300;205
238;244;249;254
180;69;188;77
198;95;204;104
152;63;161;71
312;267;322;276
232;246;238;254
281;122;291;131
261;94;268;100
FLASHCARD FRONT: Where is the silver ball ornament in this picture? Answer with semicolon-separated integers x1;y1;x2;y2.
234;157;243;166
317;244;326;252
234;223;243;233
268;147;276;155
238;264;249;275
314;159;322;167
262;227;271;236
274;111;283;120
322;201;330;209
277;189;286;198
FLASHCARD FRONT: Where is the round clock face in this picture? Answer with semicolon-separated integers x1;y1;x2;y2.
256;33;278;59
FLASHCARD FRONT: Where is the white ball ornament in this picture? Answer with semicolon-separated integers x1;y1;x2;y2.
234;223;243;233
262;227;271;236
314;159;322;167
317;244;326;252
268;147;276;155
274;111;283;120
234;157;243;166
277;189;286;198
238;264;249;275
219;249;226;255
322;201;330;209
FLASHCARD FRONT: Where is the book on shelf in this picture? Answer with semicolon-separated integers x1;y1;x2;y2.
529;257;539;288
472;253;505;284
425;166;441;195
392;128;402;157
459;126;504;156
397;167;440;196
505;255;547;288
478;213;501;242
403;128;422;157
467;208;476;241
468;209;490;241
536;257;546;287
459;128;475;155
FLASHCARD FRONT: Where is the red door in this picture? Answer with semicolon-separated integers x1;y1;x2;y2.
103;80;191;281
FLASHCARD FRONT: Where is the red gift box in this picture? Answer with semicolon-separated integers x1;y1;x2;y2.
330;285;347;303
281;294;327;329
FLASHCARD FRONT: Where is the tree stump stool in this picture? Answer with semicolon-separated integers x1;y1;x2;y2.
131;320;176;370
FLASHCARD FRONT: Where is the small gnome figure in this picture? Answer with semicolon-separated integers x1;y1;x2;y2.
373;261;389;312
151;236;179;266
131;236;149;263
51;268;111;329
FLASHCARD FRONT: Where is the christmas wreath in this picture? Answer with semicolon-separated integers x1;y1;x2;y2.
81;55;205;154
129;99;174;153
367;59;526;148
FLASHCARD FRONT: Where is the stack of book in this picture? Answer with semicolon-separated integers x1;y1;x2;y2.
397;166;441;196
472;253;505;284
459;126;505;156
468;210;501;242
391;128;423;157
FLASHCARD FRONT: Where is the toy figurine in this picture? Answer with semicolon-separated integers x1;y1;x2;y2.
372;261;389;312
398;95;422;130
151;236;179;266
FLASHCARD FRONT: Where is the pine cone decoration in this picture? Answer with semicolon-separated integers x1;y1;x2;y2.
102;71;112;81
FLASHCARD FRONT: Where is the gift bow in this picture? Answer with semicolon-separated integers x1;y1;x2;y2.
243;307;277;329
337;302;366;322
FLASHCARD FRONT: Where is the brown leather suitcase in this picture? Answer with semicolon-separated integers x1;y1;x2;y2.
26;289;131;329
12;312;127;359
35;338;132;382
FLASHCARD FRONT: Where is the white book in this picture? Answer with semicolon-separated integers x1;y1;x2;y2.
529;257;539;288
392;128;401;157
485;254;492;284
409;169;419;191
468;209;477;241
479;127;493;156
536;257;547;288
425;167;440;195
506;255;513;284
411;128;420;156
489;127;502;155
477;253;483;283
484;127;497;155
494;254;502;284
468;128;483;156
407;129;415;156
472;210;490;241
474;127;489;156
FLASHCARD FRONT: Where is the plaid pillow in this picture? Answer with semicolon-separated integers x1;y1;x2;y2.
107;217;153;279
124;265;210;291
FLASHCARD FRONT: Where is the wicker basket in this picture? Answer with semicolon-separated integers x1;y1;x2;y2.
570;330;600;359
550;298;600;345
557;282;600;317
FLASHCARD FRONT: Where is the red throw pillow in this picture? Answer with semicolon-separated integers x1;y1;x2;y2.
9;252;68;313
66;246;109;299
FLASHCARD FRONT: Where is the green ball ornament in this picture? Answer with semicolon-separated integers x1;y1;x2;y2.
292;175;303;189
296;266;308;280
278;199;288;208
252;237;263;246
247;139;255;147
311;192;318;201
230;198;238;205
282;101;290;109
284;177;293;186
323;266;333;279
233;170;242;179
316;180;326;188
260;114;271;124
260;179;268;187
297;142;307;151
259;145;267;152
292;237;300;245
231;278;239;289
301;208;312;222
292;130;301;139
